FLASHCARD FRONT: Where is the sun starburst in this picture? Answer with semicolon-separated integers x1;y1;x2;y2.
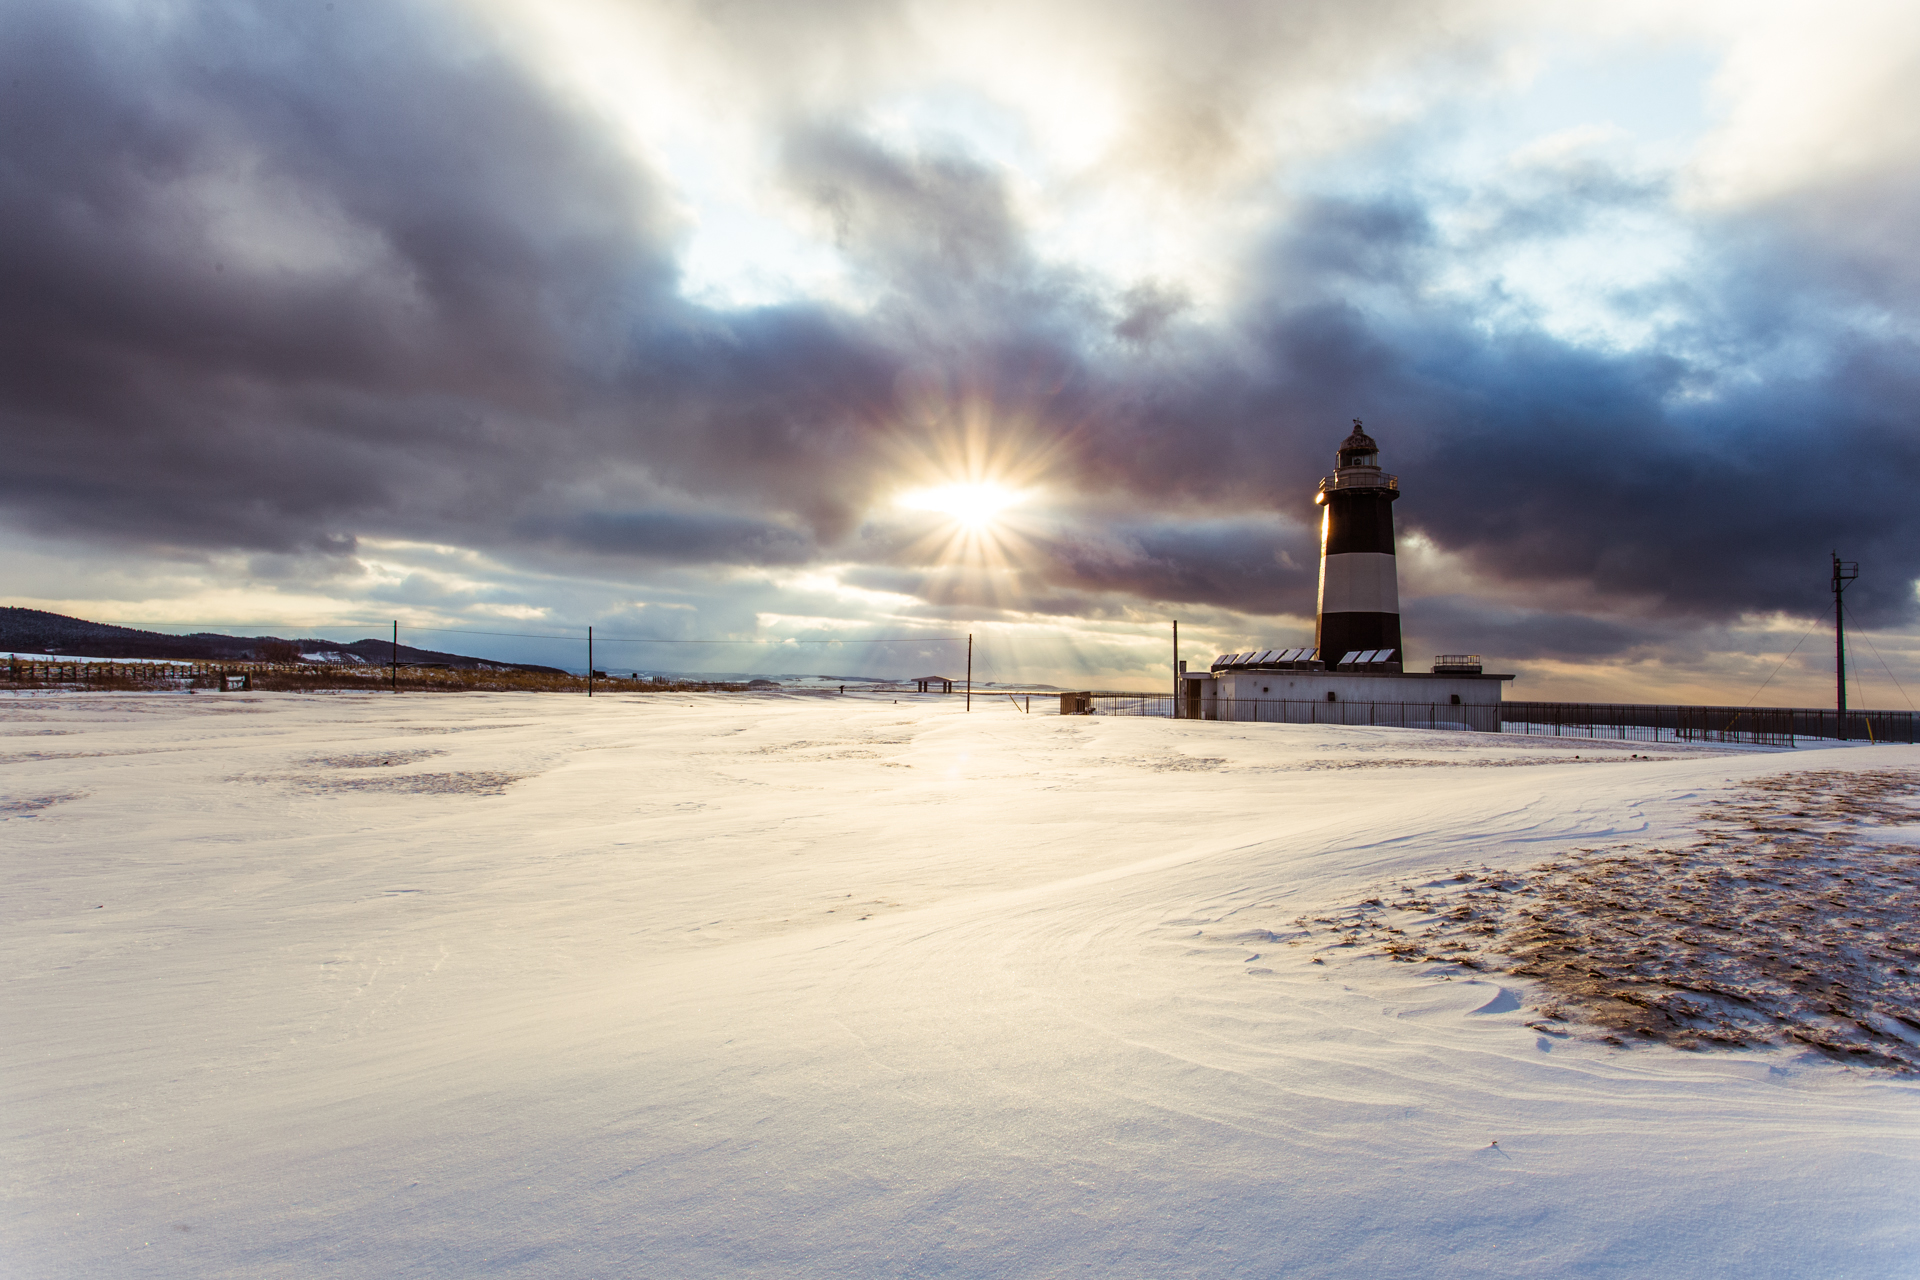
894;481;1028;531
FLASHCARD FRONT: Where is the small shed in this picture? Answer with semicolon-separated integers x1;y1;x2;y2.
913;675;955;693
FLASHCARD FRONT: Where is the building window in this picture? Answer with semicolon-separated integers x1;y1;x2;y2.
1262;686;1270;693
1450;694;1461;705
1326;691;1337;702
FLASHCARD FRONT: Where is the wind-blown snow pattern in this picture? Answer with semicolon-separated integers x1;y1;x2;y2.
5;691;1918;1278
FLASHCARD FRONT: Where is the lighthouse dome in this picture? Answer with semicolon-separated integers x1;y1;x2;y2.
1337;419;1380;469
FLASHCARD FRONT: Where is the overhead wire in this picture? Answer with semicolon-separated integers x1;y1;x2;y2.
411;626;966;645
1842;600;1917;713
1735;613;1823;710
88;620;966;645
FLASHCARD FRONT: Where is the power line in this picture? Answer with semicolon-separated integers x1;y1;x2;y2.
1842;601;1917;714
1736;613;1822;710
409;626;966;645
73;620;965;645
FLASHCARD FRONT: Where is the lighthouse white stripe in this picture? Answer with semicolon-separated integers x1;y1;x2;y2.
1316;552;1400;615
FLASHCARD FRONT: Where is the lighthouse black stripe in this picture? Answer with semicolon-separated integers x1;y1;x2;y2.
1316;612;1403;666
1321;491;1397;555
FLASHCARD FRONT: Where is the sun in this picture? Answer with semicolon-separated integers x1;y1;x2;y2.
895;481;1027;531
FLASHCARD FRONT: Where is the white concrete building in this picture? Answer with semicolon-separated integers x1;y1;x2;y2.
1182;655;1511;729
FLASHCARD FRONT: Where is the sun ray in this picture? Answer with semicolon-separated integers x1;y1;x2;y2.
869;379;1092;615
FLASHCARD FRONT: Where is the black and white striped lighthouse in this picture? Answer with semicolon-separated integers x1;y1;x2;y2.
1314;420;1402;669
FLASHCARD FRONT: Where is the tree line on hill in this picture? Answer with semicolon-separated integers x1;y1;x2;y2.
0;608;564;673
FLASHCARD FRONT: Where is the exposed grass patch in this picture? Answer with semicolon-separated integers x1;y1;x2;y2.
1303;769;1920;1070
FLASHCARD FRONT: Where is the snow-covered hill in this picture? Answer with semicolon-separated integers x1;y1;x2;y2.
5;691;1916;1278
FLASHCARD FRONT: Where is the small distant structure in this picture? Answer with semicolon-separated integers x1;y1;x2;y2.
913;675;955;693
1180;422;1513;726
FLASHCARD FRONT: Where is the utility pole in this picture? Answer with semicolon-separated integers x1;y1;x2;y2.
391;621;398;694
1172;619;1179;718
966;633;972;712
1833;552;1857;738
587;626;594;697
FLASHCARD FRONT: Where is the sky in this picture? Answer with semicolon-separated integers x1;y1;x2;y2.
2;0;1918;702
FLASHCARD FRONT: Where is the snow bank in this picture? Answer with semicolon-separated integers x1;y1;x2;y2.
4;692;1917;1278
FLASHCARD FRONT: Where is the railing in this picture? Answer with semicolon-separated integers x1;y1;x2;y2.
1178;696;1499;730
1500;701;1915;746
1052;693;1915;745
1065;694;1177;717
1318;471;1399;493
8;658;232;681
1044;694;1494;728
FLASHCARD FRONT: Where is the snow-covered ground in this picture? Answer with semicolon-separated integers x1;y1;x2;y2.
5;691;1917;1278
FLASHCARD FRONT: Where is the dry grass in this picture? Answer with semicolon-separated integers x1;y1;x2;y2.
1301;769;1920;1070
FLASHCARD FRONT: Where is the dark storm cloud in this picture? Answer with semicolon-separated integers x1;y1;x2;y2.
2;0;1918;660
0;0;677;547
841;515;1319;616
0;1;909;560
538;509;817;566
1402;595;1649;663
1036;518;1318;614
1069;185;1920;634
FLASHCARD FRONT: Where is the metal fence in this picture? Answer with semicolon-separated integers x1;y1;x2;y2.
1054;693;1497;729
1500;701;1916;746
1073;694;1177;717
1049;692;1914;746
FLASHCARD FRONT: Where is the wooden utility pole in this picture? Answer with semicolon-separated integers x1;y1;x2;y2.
587;626;594;697
1172;619;1179;718
391;621;398;694
966;633;972;712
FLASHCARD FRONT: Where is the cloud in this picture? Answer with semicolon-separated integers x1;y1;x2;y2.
536;508;818;566
1404;595;1652;662
1;0;1918;696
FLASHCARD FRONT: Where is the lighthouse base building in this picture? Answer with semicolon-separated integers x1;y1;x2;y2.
1180;421;1513;728
1182;654;1510;729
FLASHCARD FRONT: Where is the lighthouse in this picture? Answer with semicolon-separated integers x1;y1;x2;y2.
1314;420;1402;669
1182;419;1512;723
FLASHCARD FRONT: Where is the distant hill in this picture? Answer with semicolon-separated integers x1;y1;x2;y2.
0;607;565;673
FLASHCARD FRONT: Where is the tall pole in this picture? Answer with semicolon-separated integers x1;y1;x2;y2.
588;626;594;698
1835;558;1845;735
1832;552;1858;739
1172;619;1179;717
391;621;398;694
966;633;972;712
